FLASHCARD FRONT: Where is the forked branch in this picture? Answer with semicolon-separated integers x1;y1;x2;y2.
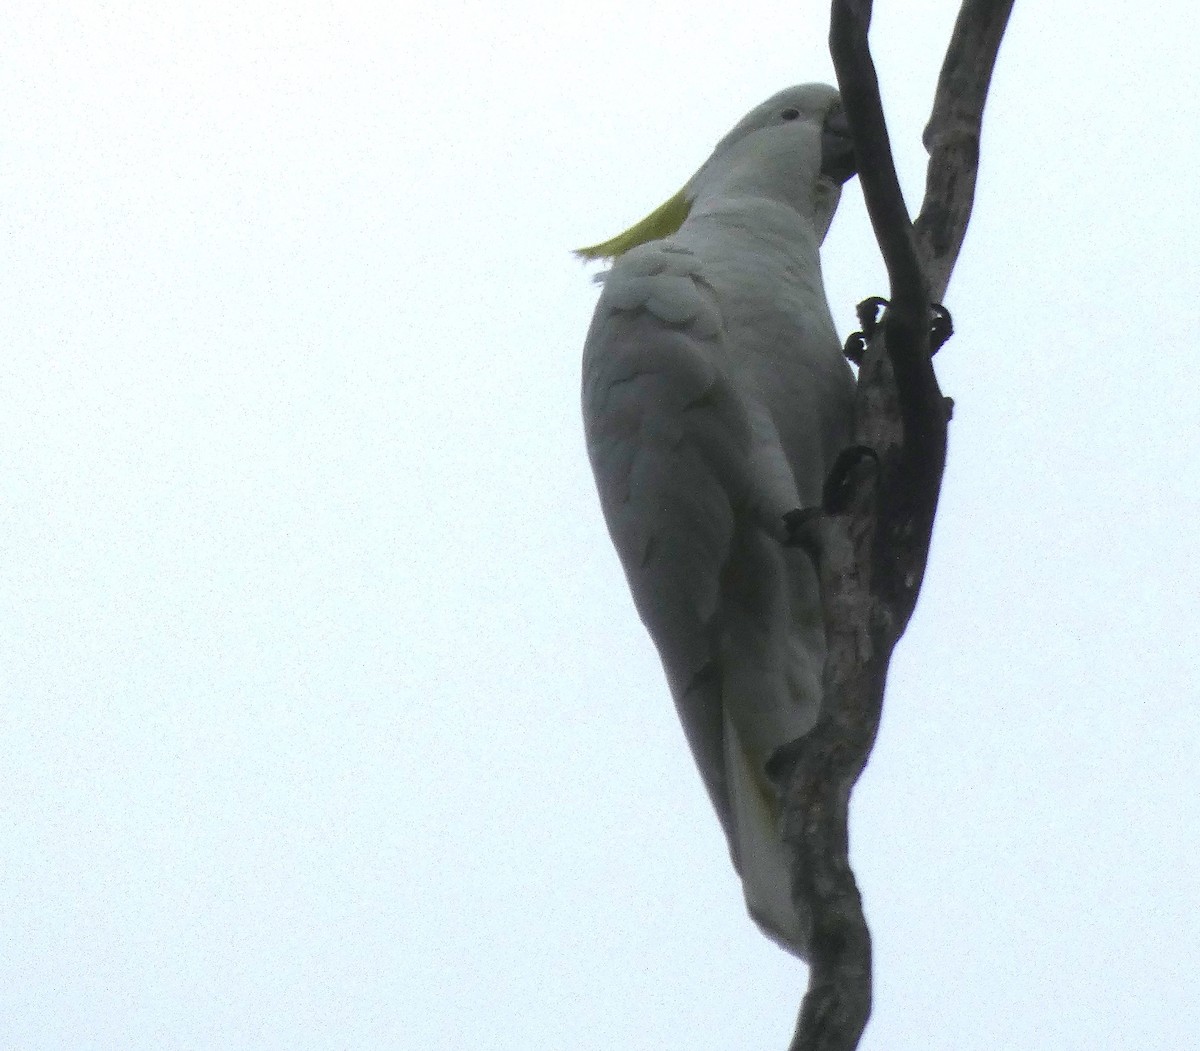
778;3;1014;1050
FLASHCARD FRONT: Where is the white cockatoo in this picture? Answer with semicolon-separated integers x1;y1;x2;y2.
578;84;858;959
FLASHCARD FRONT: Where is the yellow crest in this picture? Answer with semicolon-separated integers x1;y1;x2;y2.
574;189;692;261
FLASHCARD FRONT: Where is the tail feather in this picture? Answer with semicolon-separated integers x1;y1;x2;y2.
723;708;811;959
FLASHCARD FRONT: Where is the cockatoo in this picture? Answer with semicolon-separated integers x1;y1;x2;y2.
578;84;858;959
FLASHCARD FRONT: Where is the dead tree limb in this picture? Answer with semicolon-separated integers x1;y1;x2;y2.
775;3;1015;1049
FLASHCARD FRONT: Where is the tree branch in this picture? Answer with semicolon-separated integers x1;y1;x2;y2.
917;0;1017;302
778;3;1014;1049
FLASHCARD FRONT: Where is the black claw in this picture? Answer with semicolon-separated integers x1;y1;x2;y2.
843;331;867;366
823;444;880;514
943;395;955;420
930;303;954;353
856;296;889;338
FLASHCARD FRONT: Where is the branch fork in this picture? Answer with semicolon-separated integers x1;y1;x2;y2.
781;3;1014;1049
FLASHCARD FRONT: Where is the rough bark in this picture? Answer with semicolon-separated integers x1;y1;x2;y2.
778;3;1015;1049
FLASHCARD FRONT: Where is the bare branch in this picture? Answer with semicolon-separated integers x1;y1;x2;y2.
781;3;1014;1050
917;0;1017;300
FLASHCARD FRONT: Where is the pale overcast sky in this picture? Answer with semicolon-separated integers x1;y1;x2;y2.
3;2;1198;1049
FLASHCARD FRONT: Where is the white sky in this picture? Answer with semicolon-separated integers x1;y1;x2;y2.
3;2;1199;1048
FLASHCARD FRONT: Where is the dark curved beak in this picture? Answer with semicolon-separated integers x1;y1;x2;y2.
820;104;857;184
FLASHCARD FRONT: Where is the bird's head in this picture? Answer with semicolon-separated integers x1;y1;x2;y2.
576;84;857;261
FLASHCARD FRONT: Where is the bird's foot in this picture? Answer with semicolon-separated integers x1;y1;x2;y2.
857;295;890;338
781;445;881;559
842;297;954;364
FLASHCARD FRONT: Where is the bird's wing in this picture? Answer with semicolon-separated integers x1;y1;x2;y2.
581;242;805;833
581;252;743;841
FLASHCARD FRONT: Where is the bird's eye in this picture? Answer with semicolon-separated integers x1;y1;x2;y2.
780;108;800;120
